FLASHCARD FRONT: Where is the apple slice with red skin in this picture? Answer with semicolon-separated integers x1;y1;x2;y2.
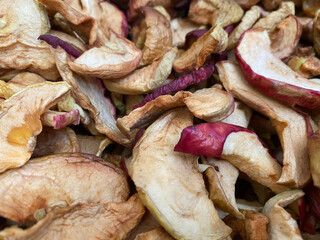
174;122;286;193
236;28;320;109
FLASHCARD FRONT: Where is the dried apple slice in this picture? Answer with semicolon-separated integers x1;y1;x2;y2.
47;30;87;52
298;17;313;42
77;135;112;157
130;108;231;239
0;153;129;224
8;72;46;86
303;0;320;17
253;2;295;33
262;190;304;240
0;80;24;99
170;18;201;47
261;0;281;11
0;194;144;240
33;127;79;157
308;131;320;188
313;10;320;57
41;110;80;129
103;47;177;95
288;56;320;78
217;61;310;187
234;0;260;9
173;25;227;73
270;15;302;60
221;101;252;128
134;227;174;240
53;48;131;147
188;0;244;28
236;28;320;109
0;82;70;173
227;5;261;50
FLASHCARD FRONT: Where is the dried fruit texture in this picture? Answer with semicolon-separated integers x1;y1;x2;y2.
138;6;172;66
313;10;320;57
253;1;295;33
298;17;313;42
262;190;304;240
0;194;144;240
40;110;80;129
53;48;131;147
170;18;201;47
0;82;70;173
127;0;172;21
130;108;231;239
303;0;320;17
288;56;320;78
77;135;112;157
223;210;269;240
33;127;79;157
204;158;243;218
38;0;97;45
262;0;281;11
221;101;252;128
0;80;24;99
103;47;177;95
8;72;46;86
0;0;59;80
68;32;142;79
234;0;260;9
173;25;227;73
188;0;244;28
217;61;310;188
134;227;174;240
236;28;320;109
48;30;87;53
270;15;302;60
0;153;129;224
227;6;261;50
184;29;209;50
308;131;320;188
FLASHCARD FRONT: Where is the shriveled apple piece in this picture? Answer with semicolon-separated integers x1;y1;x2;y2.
313;10;320;57
261;0;281;11
173;25;227;73
188;0;244;28
77;135;113;157
223;210;269;240
33;127;79;157
297;17;313;42
53;48;131;147
217;61;310;187
234;0;260;9
184;29;208;49
0;194;144;240
0;80;24;99
0;153;129;224
0;82;70;173
308;131;320;188
183;86;234;122
48;30;87;52
262;190;304;240
170;18;201;47
227;5;261;50
8;72;46;86
270;15;302;60
303;0;320;17
103;47;177;95
253;2;295;33
134;227;174;240
174;122;285;193
40;110;80;129
0;0;59;80
221;101;252;128
288;56;320;78
130;108;231;239
236;28;320;109
203;157;243;218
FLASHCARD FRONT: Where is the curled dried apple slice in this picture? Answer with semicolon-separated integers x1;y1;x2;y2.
47;30;87;52
270;15;302;60
170;18;201;47
298;17;313;42
0;194;144;240
313;10;320;57
288;56;320;78
173;25;227;73
134;227;174;240
262;190;304;240
103;47;177;95
40;110;80;129
130;108;231;239
217;61;310;187
53;48;131;147
77;135;112;157
236;28;320;109
0;82;70;173
0;153;129;224
303;0;320;17
221;101;252;128
0;80;24;99
188;0;244;28
174;122;285;193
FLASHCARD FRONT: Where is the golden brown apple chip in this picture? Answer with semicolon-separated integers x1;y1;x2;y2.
0;194;144;240
134;227;174;240
0;153;129;224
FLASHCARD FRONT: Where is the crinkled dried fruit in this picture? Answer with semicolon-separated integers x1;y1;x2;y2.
303;0;320;17
184;29;208;50
0;194;144;240
40;110;80;129
47;30;87;52
0;82;70;173
288;56;320;78
170;18;201;47
221;101;252;128
234;0;260;9
8;72;46;86
313;10;320;58
217;61;310;187
308;131;320;188
173;25;227;73
134;227;174;240
298;17;313;42
262;0;281;11
130;108;231;239
77;135;112;157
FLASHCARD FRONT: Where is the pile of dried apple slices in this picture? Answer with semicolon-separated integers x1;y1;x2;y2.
1;0;320;239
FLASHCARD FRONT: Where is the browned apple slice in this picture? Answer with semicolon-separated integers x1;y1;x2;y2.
298;17;313;42
134;227;174;240
130;108;231;239
41;110;80;129
77;135;112;157
0;82;70;173
303;0;320;17
270;15;302;60
0;194;144;240
313;10;320;57
234;0;260;9
173;25;227;73
0;153;129;224
217;61;310;187
308;131;320;188
170;18;201;47
236;28;320;109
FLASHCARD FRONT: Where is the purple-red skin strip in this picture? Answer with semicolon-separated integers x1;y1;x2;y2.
184;29;208;49
53;109;80;129
38;35;82;58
